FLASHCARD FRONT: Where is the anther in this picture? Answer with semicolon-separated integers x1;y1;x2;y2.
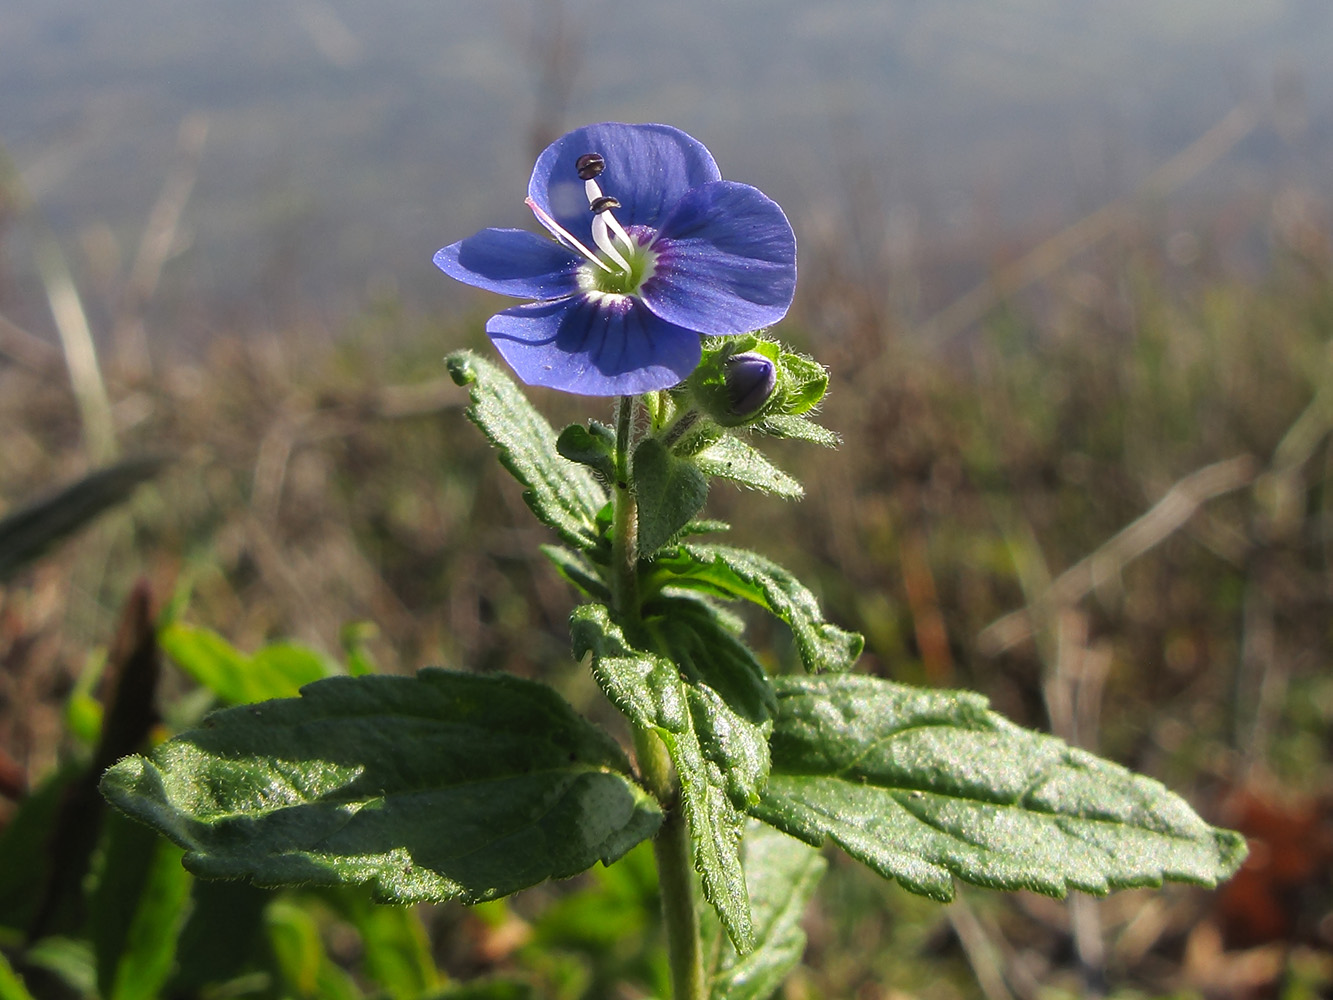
576;153;605;180
590;195;621;214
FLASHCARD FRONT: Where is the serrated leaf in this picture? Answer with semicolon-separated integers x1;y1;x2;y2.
541;544;611;602
755;414;841;448
101;669;661;904
634;438;709;555
751;674;1248;902
447;350;606;549
704;822;826;1000
647;544;863;673
570;605;754;952
693;436;802;499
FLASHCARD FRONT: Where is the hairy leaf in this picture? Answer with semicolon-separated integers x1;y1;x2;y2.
647;544;863;673
101;669;661;904
447;350;606;549
694;436;803;499
541;544;611;603
705;823;826;1000
570;605;755;952
634;437;710;555
556;422;617;482
752;674;1248;901
755;413;841;448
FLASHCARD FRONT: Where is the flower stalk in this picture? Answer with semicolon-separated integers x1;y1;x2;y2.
610;394;704;1000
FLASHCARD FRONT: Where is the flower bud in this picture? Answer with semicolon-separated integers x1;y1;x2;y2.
723;352;778;418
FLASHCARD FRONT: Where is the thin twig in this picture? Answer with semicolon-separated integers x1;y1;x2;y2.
980;455;1259;654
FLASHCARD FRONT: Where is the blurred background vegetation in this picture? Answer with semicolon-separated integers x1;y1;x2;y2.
1;2;1331;998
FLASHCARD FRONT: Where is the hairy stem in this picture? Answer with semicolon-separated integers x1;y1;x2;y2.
610;395;703;1000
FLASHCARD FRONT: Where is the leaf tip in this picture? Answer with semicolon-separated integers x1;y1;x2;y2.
446;351;479;387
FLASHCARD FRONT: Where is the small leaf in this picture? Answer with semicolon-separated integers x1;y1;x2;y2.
755;414;841;448
0;951;37;1000
705;822;826;1000
694;436;802;499
751;674;1249;902
634;438;709;555
570;605;754;952
557;422;617;482
541;544;611;603
448;350;606;549
101;669;661;904
775;352;828;415
160;624;330;704
646;544;863;673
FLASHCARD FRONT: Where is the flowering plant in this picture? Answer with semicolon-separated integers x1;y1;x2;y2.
101;123;1245;1000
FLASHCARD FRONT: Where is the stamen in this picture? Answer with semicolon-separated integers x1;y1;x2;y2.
575;153;605;180
578;152;637;256
591;213;632;272
524;197;611;273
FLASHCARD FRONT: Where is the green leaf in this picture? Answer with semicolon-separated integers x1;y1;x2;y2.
160;623;331;704
90;810;192;1000
634;438;709;555
557;422;617;482
693;436;802;499
322;888;440;999
100;669;661;904
647;544;863;673
166;880;272;996
751;674;1249;902
541;544;611;602
0;455;164;582
775;352;828;416
755;414;841;448
705;822;827;1000
448;350;606;549
0;952;36;1000
266;898;363;1000
570;605;754;952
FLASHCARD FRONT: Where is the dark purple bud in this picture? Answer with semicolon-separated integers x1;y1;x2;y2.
576;153;606;180
589;195;621;214
724;352;777;417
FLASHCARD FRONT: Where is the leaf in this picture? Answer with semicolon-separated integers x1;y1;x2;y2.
266;899;363;1000
100;669;661;904
541;544;611;602
321;888;440;999
556;422;617;482
705;822;826;1000
570;605;754;952
160;623;330;704
755;414;841;448
775;353;828;416
0;951;36;1000
448;350;606;549
634;438;710;555
0;455;165;582
90;810;192;1000
647;544;863;673
751;674;1249;902
693;436;802;499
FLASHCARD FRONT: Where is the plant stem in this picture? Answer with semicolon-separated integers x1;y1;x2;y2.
610;395;704;1000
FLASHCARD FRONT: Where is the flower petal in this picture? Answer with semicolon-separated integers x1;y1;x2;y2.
638;180;797;335
434;228;583;299
486;295;703;396
529;123;721;251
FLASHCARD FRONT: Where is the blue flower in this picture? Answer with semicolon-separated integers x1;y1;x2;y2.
434;123;797;396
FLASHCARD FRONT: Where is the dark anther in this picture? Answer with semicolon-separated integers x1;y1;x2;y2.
576;153;606;180
590;195;621;214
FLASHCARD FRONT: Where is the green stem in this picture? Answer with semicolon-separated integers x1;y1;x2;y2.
609;395;704;1000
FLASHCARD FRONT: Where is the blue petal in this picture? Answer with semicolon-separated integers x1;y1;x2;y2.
638;181;797;335
529;123;721;251
434;228;583;299
486;295;703;396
